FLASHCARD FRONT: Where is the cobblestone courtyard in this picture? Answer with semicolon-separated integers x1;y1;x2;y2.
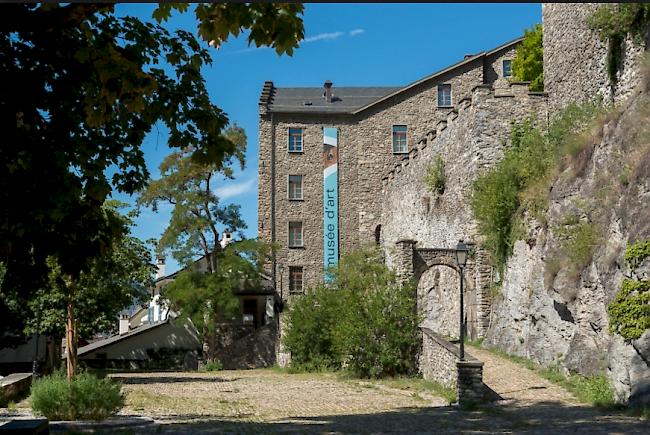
2;345;649;433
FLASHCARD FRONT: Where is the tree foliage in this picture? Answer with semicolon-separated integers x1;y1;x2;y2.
0;3;304;338
138;126;248;270
512;23;544;91
284;247;421;378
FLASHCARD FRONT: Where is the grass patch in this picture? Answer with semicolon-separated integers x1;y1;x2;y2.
201;360;223;372
375;376;457;405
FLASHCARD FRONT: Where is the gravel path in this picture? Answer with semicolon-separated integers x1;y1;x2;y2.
3;347;649;434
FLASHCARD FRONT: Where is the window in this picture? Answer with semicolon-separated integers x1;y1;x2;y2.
288;128;303;152
503;59;512;78
392;125;408;154
437;84;452;107
289;266;304;294
288;175;303;200
288;221;303;247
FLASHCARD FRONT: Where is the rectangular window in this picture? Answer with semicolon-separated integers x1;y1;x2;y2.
288;221;303;247
437;84;452;107
503;59;512;78
289;266;304;294
288;128;303;152
392;125;408;154
288;175;303;200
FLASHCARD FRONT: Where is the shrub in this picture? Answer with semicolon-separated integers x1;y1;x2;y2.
423;155;446;195
31;372;123;420
512;24;543;91
202;360;223;371
609;239;650;341
284;247;421;378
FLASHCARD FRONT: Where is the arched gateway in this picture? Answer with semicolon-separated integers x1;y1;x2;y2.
392;239;494;339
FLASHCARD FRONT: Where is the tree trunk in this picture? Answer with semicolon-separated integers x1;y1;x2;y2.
66;301;77;380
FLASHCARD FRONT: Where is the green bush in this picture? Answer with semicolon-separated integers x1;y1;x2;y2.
31;372;123;420
202;360;223;371
512;24;544;91
284;247;421;378
608;240;650;341
423;155;446;195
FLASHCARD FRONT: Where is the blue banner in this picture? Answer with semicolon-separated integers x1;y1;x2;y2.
323;127;339;280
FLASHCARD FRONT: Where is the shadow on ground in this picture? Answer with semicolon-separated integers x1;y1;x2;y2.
50;400;650;434
111;376;238;385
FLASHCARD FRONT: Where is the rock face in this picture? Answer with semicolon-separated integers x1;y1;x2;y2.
485;87;650;403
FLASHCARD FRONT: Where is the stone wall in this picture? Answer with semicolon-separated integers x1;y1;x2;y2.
419;328;460;388
259;44;519;294
380;81;547;339
543;3;648;117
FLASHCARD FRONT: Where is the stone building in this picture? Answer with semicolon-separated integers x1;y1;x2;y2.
258;37;521;296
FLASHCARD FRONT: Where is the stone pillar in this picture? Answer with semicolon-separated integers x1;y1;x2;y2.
394;239;416;283
457;360;485;406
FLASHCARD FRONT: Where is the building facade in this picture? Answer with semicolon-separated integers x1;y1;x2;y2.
258;38;521;296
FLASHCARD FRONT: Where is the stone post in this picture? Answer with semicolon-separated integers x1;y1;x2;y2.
457;360;485;406
394;239;416;283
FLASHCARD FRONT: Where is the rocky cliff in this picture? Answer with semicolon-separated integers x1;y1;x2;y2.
485;72;650;404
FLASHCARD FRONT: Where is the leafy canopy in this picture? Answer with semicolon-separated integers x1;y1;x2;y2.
0;3;304;337
512;23;543;92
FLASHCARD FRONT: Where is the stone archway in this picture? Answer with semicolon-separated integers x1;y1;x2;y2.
393;240;493;339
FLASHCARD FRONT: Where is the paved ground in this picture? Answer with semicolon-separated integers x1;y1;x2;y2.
2;344;649;433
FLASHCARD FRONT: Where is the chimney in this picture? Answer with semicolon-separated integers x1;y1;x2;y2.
119;314;129;335
220;231;233;249
156;256;166;279
323;80;333;103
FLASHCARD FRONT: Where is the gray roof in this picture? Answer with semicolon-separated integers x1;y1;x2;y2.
76;320;169;356
270;87;401;113
264;36;523;115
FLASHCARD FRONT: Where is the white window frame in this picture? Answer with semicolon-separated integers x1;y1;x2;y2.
288;220;304;248
288;127;303;153
288;175;304;200
392;125;408;154
437;84;452;108
502;59;513;78
288;266;304;294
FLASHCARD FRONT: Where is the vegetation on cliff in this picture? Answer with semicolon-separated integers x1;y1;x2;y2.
609;239;650;341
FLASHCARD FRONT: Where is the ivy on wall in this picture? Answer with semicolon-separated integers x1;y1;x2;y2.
588;4;650;84
608;239;650;341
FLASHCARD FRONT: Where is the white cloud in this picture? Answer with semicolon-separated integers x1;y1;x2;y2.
304;31;344;43
214;178;256;200
349;29;365;37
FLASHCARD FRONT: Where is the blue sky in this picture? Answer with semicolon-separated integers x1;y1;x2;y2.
113;3;542;275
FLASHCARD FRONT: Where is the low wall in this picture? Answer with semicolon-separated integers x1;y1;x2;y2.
0;373;32;406
420;328;460;388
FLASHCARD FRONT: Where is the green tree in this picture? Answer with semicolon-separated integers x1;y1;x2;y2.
139;126;274;360
512;24;544;91
0;3;304;340
162;239;271;362
37;201;156;379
